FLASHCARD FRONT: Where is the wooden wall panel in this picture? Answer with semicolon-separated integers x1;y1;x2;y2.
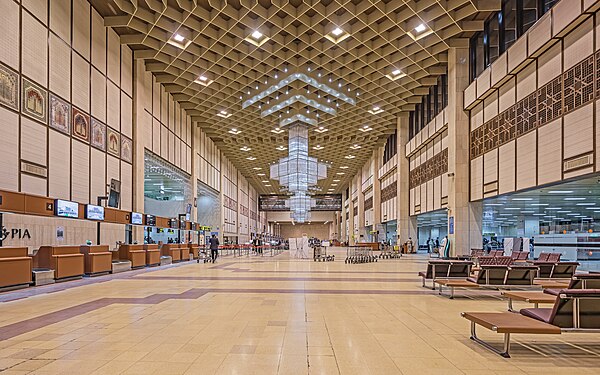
0;108;18;191
50;0;70;44
470;157;483;201
563;104;594;160
21;174;46;197
91;10;106;74
90;148;106;203
107;29;120;85
538;43;562;87
483;149;498;185
71;53;90;112
91;68;106;121
120;162;132;211
121;93;132;138
0;0;19;70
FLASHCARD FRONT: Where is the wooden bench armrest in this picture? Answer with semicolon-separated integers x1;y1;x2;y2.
0;257;31;262
461;312;561;334
53;254;84;258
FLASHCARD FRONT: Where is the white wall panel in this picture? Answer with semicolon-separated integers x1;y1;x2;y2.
498;78;516;112
72;0;90;60
91;9;106;74
498;141;516;195
107;29;120;85
0;108;19;191
106;81;120;130
537;43;562;87
564;104;594;159
71;140;89;203
106;155;120;192
49;34;71;101
470;157;483;201
537;119;562;185
516;62;536;101
49;0;70;44
563;18;593;70
121;46;133;96
121;93;132;138
516;131;537;190
22;11;47;86
71;53;90;112
91;68;106;122
48;131;70;200
21;174;46;196
120;162;132;211
90;148;106;204
21;117;46;166
483;149;498;185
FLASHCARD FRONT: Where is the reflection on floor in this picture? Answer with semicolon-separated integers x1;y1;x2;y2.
0;248;599;374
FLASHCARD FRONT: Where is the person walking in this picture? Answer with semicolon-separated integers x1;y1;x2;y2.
209;234;219;263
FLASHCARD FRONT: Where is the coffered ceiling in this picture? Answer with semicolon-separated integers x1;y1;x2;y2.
91;0;498;194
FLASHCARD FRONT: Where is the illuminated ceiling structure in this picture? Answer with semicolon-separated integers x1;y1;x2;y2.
92;0;498;194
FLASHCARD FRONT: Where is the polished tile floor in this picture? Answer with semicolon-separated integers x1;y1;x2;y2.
0;248;599;374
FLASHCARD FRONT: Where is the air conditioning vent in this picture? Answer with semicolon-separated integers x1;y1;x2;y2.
564;153;593;172
20;161;47;178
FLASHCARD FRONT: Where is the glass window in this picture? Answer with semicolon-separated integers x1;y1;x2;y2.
502;0;517;52
409;111;415;139
485;14;500;66
470;33;485;81
521;0;539;34
542;0;559;13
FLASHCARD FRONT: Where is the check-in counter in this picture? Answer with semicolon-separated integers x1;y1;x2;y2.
188;244;200;259
34;245;84;280
144;244;160;266
80;245;112;275
118;244;146;268
0;247;32;288
180;246;191;261
161;244;181;262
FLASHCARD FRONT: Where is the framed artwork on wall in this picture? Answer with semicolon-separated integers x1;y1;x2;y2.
0;63;19;111
107;128;120;157
22;78;47;123
49;94;70;135
72;107;90;142
91;118;106;151
121;136;132;163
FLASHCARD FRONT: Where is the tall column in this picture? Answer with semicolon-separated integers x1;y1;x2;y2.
357;177;365;242
132;60;148;243
372;149;382;229
447;47;482;256
397;114;417;246
348;181;355;245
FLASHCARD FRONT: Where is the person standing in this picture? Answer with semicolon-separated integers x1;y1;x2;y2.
209;234;219;263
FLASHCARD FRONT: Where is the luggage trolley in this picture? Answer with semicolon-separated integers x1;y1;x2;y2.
379;244;402;259
313;246;335;262
345;246;378;264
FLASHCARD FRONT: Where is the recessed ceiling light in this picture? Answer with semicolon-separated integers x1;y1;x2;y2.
367;107;384;115
545;207;562;210
548;190;574;194
350;144;361;150
264;184;271;187
407;23;433;40
315;126;328;133
577;203;596;206
531;203;548;206
564;197;586;200
512;198;533;201
246;156;256;161
253;167;262;170
276;145;287;151
331;184;337;186
504;208;521;210
333;179;340;182
228;128;241;135
386;68;407;81
359;125;373;132
271;127;285;134
325;26;350;43
486;203;503;206
345;155;355;159
244;30;269;47
313;145;324;150
340;166;349;169
337;172;345;175
262;180;269;183
240;146;251;152
168;33;192;49
195;75;214;86
257;173;266;176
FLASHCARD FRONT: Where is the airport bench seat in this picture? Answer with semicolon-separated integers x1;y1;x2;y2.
0;247;32;289
118;245;146;268
532;261;579;279
461;289;600;357
34;246;84;280
418;260;473;289
80;245;112;275
435;265;538;298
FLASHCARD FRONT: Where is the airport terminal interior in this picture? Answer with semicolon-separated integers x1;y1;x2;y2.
3;0;600;373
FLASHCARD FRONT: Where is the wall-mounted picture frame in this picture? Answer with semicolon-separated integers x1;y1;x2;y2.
91;118;106;151
72;107;90;143
107;128;120;157
0;63;19;111
121;136;132;163
22;78;47;123
49;94;70;135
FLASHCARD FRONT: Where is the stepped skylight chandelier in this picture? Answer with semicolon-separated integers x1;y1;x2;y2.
244;68;357;222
